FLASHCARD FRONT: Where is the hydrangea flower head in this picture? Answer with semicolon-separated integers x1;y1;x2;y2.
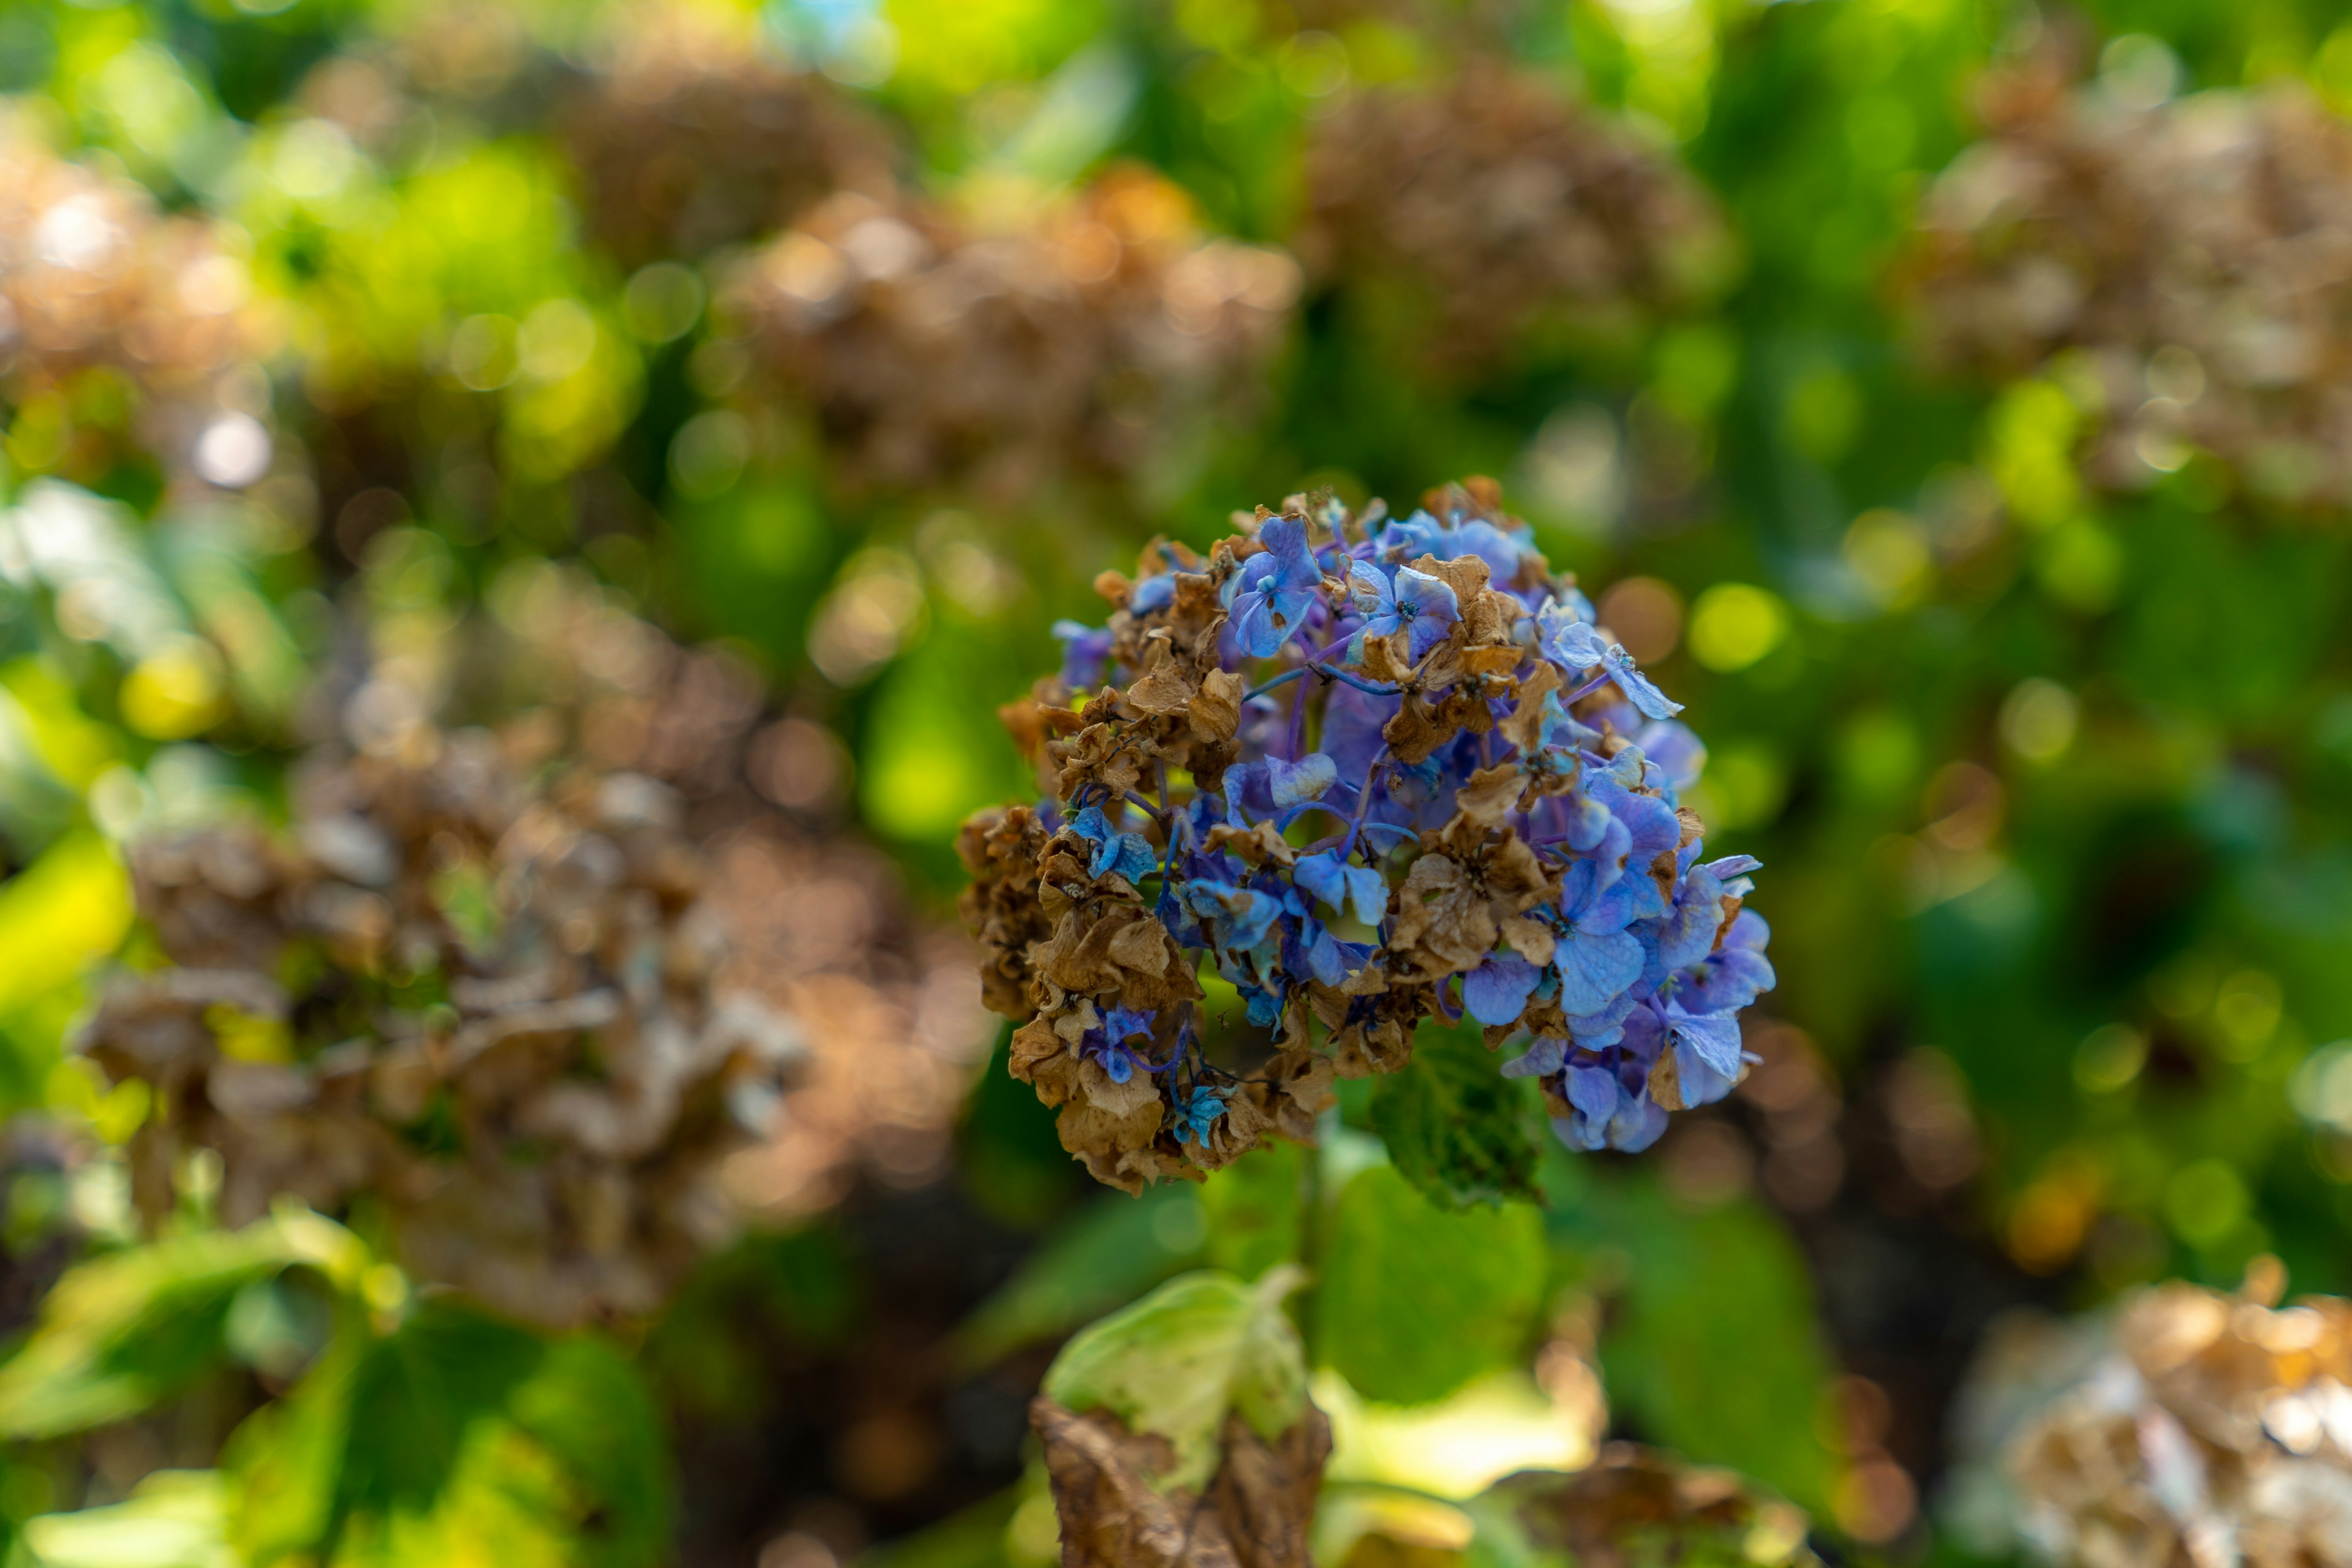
958;480;1773;1191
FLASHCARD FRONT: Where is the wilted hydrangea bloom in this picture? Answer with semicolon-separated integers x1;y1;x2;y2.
960;479;1773;1191
77;725;804;1329
1904;45;2352;508
337;559;1001;1219
0;115;268;486
559;0;898;268
1948;1264;2352;1568
1297;62;1731;373
725;168;1299;502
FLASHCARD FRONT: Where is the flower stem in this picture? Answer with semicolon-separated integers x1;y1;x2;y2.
1244;666;1309;702
1312;662;1398;696
1338;744;1391;860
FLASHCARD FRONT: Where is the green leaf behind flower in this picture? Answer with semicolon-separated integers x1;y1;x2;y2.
1316;1164;1547;1406
1371;1017;1543;1211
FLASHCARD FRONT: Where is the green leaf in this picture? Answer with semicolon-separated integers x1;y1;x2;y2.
224;1302;672;1568
1041;1268;1306;1493
15;1470;232;1568
1316;1164;1548;1406
0;1212;356;1439
1370;1017;1542;1211
951;1185;1206;1372
1199;1139;1305;1281
1545;1159;1840;1515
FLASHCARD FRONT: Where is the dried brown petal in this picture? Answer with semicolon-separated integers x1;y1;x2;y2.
1033;1398;1332;1568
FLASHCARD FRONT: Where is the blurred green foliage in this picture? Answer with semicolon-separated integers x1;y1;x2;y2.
0;0;2347;1559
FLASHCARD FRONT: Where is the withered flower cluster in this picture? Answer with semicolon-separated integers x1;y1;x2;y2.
0;116;265;482
347;560;1000;1218
1478;1448;1821;1568
559;0;898;268
724;167;1299;501
960;479;1772;1191
1297;62;1731;372
1967;1267;2352;1568
1904;54;2352;507
80;730;797;1327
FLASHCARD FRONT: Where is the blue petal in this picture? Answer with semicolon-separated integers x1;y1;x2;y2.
1393;565;1460;624
1634;720;1706;793
1566;1063;1619;1122
1544;620;1609;672
1606;1093;1669;1152
1667;1007;1747;1082
1502;1036;1568;1079
1463;952;1541;1025
1648;870;1726;981
1555;927;1645;1017
1294;851;1387;925
1604;646;1683;720
1678;947;1777;1014
1347;560;1395;617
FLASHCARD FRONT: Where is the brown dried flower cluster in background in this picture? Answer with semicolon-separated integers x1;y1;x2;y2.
559;0;898;268
1297;61;1731;372
81;733;797;1328
0;115;265;482
1479;1448;1820;1568
1956;1264;2352;1568
725;167;1299;502
1904;52;2352;507
343;559;997;1218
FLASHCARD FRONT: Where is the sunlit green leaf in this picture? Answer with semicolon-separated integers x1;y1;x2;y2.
1042;1267;1306;1493
225;1301;671;1568
0;1213;352;1440
17;1470;232;1568
1370;1018;1542;1211
1316;1164;1547;1407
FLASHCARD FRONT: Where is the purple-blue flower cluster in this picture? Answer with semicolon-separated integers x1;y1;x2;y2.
958;480;1773;1191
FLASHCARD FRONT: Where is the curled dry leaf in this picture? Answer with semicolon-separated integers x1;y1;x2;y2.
1034;1401;1331;1568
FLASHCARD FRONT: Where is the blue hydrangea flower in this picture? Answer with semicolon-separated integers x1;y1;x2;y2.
1171;1084;1227;1145
1347;560;1460;662
968;481;1777;1187
1224;515;1323;657
1054;620;1115;690
1129;573;1177;614
1376;508;1534;584
1294;850;1387;925
1083;1006;1170;1084
1070;805;1157;883
1536;598;1683;720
